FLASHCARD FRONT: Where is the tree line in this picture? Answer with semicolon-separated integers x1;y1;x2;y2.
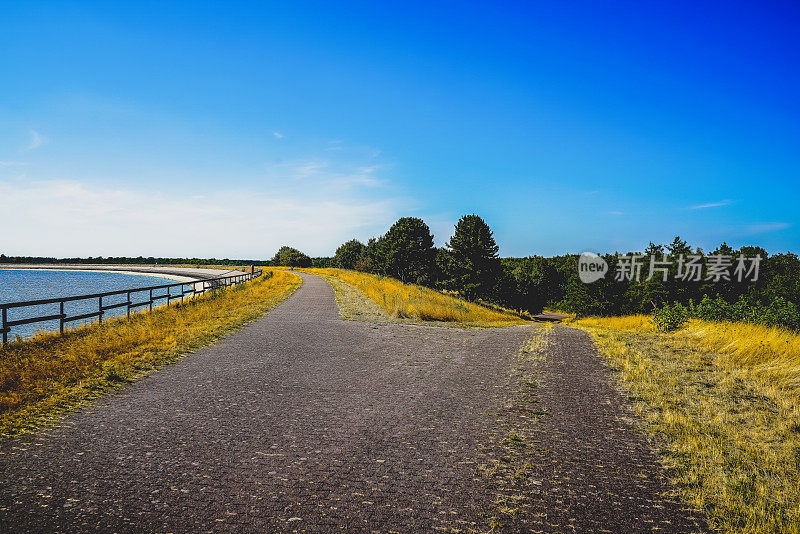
271;218;800;329
274;215;527;308
7;216;797;329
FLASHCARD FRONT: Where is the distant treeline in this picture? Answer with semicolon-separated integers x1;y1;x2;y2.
271;216;800;329
7;216;798;330
501;244;800;330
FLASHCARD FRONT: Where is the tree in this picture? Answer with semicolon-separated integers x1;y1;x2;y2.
644;241;664;256
502;256;551;314
665;236;695;305
434;247;456;289
666;236;692;257
640;241;669;309
358;238;380;273
711;242;735;256
375;217;436;284
271;246;311;268
334;239;366;270
443;214;502;301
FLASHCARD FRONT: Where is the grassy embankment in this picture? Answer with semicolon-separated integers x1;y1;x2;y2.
301;267;525;326
0;269;301;438
573;314;800;533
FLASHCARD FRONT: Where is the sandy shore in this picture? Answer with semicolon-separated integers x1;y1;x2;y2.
0;265;246;283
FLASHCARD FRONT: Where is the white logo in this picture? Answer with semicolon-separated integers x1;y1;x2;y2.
579;252;608;283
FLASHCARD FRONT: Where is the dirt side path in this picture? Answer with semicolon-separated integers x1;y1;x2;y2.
499;325;707;532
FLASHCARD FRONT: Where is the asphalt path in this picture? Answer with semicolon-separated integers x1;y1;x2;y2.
0;273;705;532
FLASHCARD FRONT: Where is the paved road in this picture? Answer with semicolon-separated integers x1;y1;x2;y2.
0;273;705;532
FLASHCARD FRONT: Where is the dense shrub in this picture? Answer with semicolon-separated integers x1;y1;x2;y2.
333;239;365;270
653;302;690;332
688;295;799;330
270;246;311;268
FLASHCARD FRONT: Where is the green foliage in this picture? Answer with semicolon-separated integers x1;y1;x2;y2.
652;302;690;332
102;360;130;382
330;226;799;329
688;295;800;330
500;256;551;314
503;238;799;330
334;239;366;270
666;236;692;257
764;298;800;330
442;214;501;301
374;217;435;284
311;257;333;268
270;246;311;268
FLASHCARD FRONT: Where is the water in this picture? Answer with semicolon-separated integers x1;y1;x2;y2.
0;269;187;341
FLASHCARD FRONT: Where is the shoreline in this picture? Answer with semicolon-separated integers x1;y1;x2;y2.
0;265;243;283
0;267;196;284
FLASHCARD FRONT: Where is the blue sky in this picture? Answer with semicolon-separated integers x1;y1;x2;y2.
1;1;798;258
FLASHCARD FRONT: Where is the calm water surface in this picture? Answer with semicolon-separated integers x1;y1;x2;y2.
0;270;182;341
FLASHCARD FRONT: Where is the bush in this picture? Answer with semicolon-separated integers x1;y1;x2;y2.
761;298;799;330
652;302;690;332
689;295;735;322
687;295;799;331
270;246;311;268
333;239;366;270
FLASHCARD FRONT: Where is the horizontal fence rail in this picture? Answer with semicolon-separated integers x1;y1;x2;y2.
0;268;263;346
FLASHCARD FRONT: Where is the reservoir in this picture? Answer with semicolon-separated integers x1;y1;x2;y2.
0;269;182;341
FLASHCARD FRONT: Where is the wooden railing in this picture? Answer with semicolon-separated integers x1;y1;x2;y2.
0;268;263;346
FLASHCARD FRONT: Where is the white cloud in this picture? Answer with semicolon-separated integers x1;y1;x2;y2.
273;131;284;139
608;210;624;216
746;222;790;234
267;159;385;188
0;179;402;258
26;129;45;151
0;161;28;167
689;199;732;210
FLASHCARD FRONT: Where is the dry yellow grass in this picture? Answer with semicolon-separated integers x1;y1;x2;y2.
571;314;655;331
683;320;800;386
577;315;800;385
575;314;800;533
0;269;301;437
301;268;524;326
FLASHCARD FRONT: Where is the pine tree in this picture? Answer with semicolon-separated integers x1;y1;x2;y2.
445;214;501;301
